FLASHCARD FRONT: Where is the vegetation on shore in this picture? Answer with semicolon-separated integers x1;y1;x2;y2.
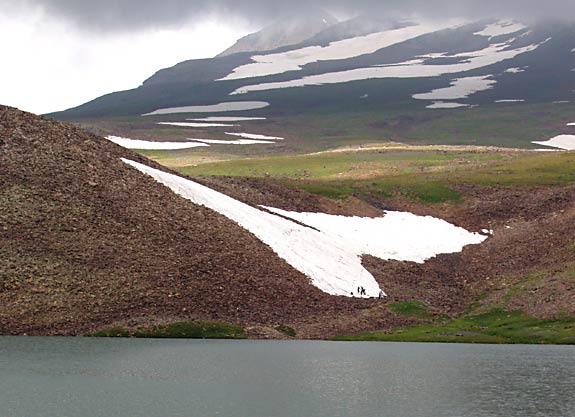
333;308;575;345
88;321;246;339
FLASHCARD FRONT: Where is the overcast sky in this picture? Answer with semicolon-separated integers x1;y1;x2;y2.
1;0;573;114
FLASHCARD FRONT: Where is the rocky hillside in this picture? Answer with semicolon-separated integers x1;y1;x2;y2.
0;105;392;336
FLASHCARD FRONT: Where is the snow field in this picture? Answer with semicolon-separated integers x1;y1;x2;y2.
123;159;488;298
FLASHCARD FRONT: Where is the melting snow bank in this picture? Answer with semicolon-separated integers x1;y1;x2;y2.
189;138;275;145
532;135;575;151
262;208;487;264
105;136;209;150
122;159;488;298
142;101;270;116
225;132;284;140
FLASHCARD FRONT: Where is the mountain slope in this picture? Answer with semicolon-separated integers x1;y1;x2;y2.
52;18;575;120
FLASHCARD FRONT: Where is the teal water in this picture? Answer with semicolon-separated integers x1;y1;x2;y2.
1;337;574;417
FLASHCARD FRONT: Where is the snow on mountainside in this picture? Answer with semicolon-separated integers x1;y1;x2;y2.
218;11;338;57
219;19;466;81
51;17;575;119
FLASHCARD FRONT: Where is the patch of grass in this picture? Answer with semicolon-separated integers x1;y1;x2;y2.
275;325;297;337
333;310;575;344
87;321;246;339
180;149;504;181
388;300;434;319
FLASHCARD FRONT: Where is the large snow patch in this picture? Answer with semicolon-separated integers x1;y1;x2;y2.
123;159;487;298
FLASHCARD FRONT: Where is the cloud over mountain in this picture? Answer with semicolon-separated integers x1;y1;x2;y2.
3;0;575;33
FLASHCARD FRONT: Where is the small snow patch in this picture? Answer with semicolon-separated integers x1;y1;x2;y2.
504;67;527;73
495;99;525;103
414;75;496;101
158;122;236;128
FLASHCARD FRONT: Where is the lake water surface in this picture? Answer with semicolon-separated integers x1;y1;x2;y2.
1;337;574;417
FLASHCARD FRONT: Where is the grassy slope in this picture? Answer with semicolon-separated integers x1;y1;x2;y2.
184;149;575;343
181;148;575;203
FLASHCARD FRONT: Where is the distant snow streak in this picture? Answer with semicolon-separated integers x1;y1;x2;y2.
220;20;465;81
142;101;269;116
123;159;488;298
105;136;209;150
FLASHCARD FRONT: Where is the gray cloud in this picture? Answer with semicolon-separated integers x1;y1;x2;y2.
2;0;574;32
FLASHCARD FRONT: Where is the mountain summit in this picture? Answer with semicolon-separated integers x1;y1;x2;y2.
218;10;338;57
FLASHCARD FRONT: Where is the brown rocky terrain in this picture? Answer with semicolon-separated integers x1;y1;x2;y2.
1;105;574;338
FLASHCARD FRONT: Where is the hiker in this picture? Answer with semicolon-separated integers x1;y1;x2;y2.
379;290;387;299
